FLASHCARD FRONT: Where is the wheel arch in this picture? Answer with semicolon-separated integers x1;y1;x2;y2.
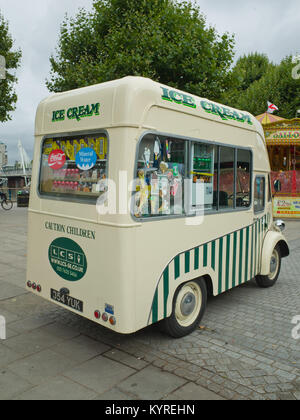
260;231;289;276
277;239;290;258
148;270;215;327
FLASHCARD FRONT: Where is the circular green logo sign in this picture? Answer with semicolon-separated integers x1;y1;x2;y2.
48;238;87;282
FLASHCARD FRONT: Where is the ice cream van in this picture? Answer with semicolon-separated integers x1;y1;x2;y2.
26;76;289;337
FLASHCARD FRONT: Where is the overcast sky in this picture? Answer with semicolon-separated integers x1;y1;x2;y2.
0;0;299;164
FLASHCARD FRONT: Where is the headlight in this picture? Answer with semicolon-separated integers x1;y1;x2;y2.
274;220;285;232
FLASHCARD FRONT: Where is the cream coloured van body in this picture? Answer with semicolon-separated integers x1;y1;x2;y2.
27;77;289;337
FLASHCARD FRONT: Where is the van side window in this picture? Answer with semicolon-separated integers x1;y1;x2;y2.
236;149;251;208
218;147;235;209
39;133;108;201
134;134;187;218
134;133;252;219
254;176;265;213
192;142;216;211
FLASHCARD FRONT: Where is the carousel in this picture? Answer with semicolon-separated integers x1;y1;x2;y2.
256;112;300;218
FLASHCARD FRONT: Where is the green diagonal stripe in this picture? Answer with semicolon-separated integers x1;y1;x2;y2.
152;288;158;324
232;231;237;287
203;244;208;267
218;237;223;294
211;241;216;271
226;235;231;291
163;267;169;319
174;255;180;280
245;227;250;283
239;229;244;285
185;251;190;274
194;247;199;271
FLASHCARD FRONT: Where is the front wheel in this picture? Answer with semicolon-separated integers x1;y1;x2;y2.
161;278;207;338
1;199;13;210
256;245;281;288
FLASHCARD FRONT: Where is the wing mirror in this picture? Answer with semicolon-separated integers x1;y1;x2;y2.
274;179;281;194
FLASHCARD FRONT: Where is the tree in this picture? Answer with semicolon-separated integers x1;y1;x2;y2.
221;52;273;109
232;53;272;91
47;0;235;101
223;55;300;119
0;11;22;122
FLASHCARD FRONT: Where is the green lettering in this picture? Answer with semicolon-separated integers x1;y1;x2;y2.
169;90;183;104
222;107;234;120
78;106;85;117
59;110;65;120
211;104;227;120
73;107;80;121
52;110;65;122
85;105;91;116
91;103;100;116
161;87;171;102
67;108;73;119
232;111;244;122
201;101;213;113
243;114;253;125
182;94;196;109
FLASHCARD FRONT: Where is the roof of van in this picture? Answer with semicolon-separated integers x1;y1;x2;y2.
35;76;264;139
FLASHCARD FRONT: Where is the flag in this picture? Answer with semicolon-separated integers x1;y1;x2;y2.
267;101;279;114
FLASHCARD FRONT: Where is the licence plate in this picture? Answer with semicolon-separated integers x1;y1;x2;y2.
50;289;83;313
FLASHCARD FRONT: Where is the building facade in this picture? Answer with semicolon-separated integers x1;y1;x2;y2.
256;114;300;218
0;142;8;167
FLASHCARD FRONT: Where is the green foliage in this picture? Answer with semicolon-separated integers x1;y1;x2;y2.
223;54;300;119
0;11;22;122
46;0;235;101
232;53;272;91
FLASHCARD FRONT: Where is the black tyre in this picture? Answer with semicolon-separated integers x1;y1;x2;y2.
161;278;207;338
1;199;13;210
256;245;281;288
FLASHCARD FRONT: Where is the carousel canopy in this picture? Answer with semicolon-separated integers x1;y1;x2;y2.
256;116;300;146
256;112;286;125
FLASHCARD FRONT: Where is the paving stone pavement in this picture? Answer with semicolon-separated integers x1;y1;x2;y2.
0;208;299;400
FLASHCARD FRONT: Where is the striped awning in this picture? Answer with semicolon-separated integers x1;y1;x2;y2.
256;112;286;125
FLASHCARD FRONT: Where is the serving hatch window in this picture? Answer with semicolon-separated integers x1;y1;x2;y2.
39;133;108;200
134;134;187;218
133;133;252;220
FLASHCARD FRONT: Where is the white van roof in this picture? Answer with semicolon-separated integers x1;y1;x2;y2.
35;76;264;139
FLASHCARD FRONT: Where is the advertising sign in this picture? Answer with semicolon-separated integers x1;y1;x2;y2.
273;197;300;218
49;237;88;281
48;149;66;170
75;147;97;171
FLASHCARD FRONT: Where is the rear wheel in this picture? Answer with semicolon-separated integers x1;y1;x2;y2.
256;245;281;288
1;199;13;210
161;278;207;338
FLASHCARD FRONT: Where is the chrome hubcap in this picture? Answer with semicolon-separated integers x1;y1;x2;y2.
180;293;196;316
270;255;277;274
175;282;202;327
269;249;279;280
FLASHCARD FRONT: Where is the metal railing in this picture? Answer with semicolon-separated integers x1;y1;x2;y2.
0;168;31;177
